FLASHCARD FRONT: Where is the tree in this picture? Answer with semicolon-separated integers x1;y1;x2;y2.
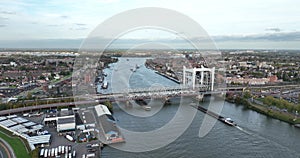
30;148;39;158
26;92;33;100
243;91;252;99
282;73;289;81
38;75;46;80
103;101;113;112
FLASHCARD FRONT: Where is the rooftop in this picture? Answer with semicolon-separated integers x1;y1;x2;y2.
57;109;74;117
57;117;75;124
11;117;29;124
0;119;17;127
95;104;111;117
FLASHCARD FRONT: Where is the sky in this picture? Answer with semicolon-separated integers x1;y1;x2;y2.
0;0;300;49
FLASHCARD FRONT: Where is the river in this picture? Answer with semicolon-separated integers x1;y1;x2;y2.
99;57;300;158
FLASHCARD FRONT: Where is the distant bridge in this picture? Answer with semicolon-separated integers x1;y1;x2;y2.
93;85;216;101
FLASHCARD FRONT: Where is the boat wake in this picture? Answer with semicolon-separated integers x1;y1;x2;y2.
235;126;253;135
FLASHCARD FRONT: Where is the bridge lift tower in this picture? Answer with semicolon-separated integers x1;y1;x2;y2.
183;65;215;91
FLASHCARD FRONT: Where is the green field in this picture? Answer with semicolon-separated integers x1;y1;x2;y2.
0;128;31;158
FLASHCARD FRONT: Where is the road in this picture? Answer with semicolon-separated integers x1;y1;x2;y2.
0;100;98;115
0;137;15;158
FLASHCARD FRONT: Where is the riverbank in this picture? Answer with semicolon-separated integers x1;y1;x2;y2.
155;71;180;84
226;96;300;125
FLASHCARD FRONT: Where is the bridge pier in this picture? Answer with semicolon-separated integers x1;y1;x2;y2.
164;96;171;105
125;100;132;108
164;96;170;101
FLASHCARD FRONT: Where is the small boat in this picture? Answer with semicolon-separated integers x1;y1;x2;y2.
222;118;237;126
97;76;104;83
143;106;151;111
135;99;147;106
102;81;108;89
164;99;171;105
294;124;300;128
135;64;140;69
135;99;151;111
130;68;136;72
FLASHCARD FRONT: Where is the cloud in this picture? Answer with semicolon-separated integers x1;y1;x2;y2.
70;23;88;30
0;24;7;27
74;23;86;26
69;27;88;30
265;27;281;32
0;38;83;48
213;32;300;42
0;17;9;21
0;11;16;15
60;15;69;19
0;35;300;49
99;0;120;3
47;24;62;27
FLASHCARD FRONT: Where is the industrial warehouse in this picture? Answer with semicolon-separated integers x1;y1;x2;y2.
0;115;51;150
0;104;125;157
43;108;77;132
94;104;124;143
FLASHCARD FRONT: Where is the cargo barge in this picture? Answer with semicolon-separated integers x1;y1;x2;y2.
191;104;237;126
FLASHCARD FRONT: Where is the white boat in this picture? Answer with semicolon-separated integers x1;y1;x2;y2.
130;67;136;72
223;118;237;126
102;81;108;89
143;106;151;111
294;124;300;128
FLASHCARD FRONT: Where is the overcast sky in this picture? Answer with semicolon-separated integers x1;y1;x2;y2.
0;0;300;49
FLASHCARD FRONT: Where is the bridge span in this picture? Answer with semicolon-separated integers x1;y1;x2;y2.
93;85;212;100
0;85;223;116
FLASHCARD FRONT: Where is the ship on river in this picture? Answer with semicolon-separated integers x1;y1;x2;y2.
135;99;151;111
130;64;141;72
102;81;108;89
192;104;237;126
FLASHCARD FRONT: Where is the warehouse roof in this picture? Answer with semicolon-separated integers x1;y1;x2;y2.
12;117;29;124
0;116;7;121
57;117;75;124
27;135;51;150
22;121;36;127
95;104;111;117
0;119;17;127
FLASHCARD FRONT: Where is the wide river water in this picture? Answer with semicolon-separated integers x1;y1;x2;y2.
99;57;300;158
